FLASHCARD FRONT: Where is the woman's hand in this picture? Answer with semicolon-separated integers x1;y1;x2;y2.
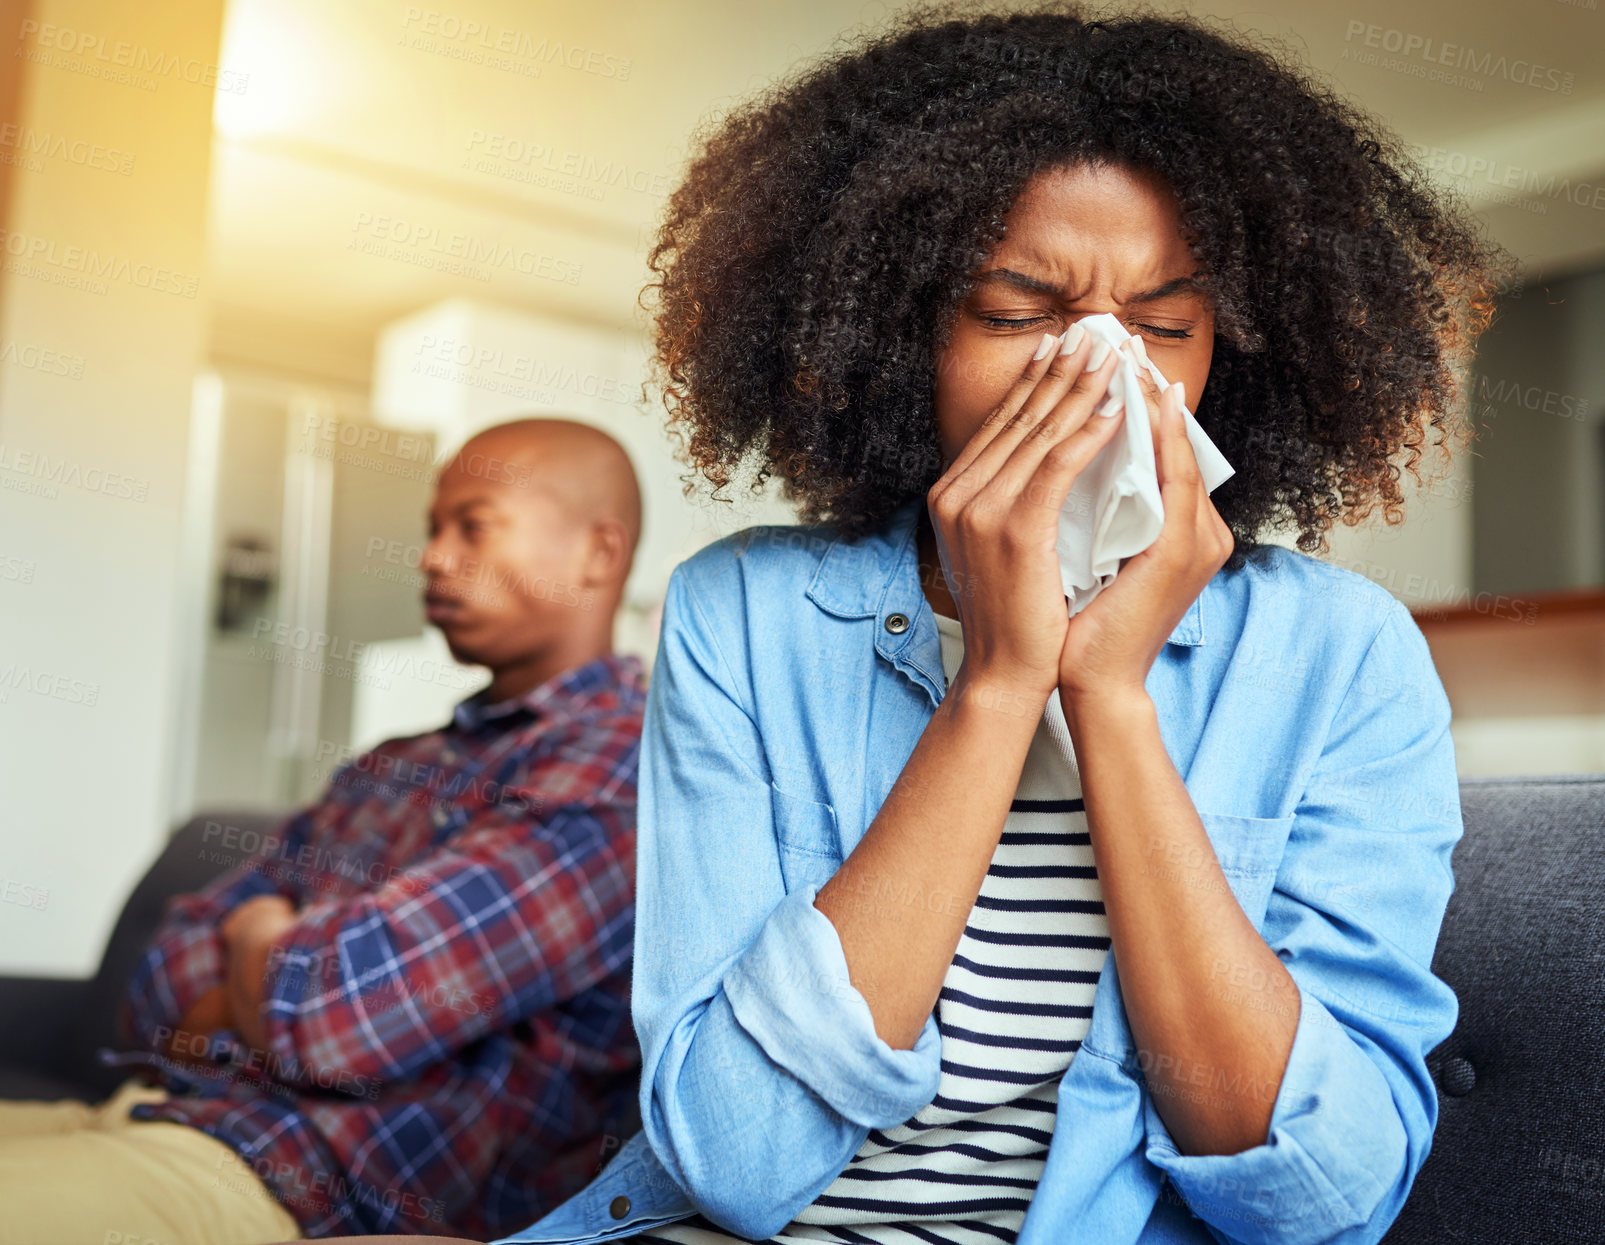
1058;352;1234;701
927;323;1126;702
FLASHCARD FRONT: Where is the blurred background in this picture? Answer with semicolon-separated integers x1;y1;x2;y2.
0;0;1600;978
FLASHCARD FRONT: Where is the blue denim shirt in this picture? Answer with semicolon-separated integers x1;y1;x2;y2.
495;495;1461;1245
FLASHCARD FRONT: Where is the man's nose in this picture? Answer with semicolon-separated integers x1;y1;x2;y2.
421;539;451;574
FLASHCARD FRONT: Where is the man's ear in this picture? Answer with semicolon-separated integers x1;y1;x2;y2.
583;518;630;585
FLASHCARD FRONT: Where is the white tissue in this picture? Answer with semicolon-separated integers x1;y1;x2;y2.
1056;313;1234;617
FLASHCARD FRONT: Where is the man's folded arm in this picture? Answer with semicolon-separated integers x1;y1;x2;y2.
256;725;640;1088
118;809;314;1049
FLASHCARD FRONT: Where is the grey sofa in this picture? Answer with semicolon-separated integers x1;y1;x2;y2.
2;778;1601;1243
1380;773;1605;1244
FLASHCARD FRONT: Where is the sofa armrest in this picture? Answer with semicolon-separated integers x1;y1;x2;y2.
0;975;97;1097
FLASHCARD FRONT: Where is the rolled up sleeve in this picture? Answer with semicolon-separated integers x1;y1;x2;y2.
724;882;942;1126
635;560;941;1241
1144;596;1462;1245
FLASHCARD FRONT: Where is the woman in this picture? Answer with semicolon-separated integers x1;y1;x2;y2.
497;6;1503;1245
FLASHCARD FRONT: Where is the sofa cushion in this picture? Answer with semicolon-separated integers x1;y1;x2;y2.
1383;774;1605;1243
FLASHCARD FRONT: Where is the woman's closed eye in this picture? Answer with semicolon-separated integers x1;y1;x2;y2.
1131;322;1194;340
977;313;1195;341
979;314;1053;330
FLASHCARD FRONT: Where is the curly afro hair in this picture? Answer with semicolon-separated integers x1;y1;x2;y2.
643;1;1510;567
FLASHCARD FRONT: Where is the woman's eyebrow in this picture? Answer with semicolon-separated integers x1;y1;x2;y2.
977;267;1067;296
977;267;1205;304
1119;275;1208;305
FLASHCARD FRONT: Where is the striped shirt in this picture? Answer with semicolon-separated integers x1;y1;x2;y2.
638;611;1109;1245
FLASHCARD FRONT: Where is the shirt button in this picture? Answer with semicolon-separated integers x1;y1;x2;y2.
1441;1056;1476;1097
609;1195;631;1219
884;612;909;635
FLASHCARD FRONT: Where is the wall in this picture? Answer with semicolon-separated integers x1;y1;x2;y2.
0;0;224;976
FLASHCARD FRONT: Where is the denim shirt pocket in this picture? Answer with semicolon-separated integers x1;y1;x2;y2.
770;780;843;892
1078;809;1297;1075
1192;809;1298;929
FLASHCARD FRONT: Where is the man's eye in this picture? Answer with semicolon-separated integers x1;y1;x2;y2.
1134;323;1194;340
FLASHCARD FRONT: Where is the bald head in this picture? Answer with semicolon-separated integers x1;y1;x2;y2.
422;417;643;697
444;417;642;571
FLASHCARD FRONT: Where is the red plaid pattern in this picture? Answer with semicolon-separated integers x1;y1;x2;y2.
116;653;647;1239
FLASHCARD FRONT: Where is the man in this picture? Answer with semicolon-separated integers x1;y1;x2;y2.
0;418;648;1244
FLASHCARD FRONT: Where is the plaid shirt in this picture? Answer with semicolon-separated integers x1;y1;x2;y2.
115;652;647;1240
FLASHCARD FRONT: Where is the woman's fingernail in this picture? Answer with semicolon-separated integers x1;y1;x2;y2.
1058;321;1087;356
1172;380;1186;409
1098;398;1124;419
1128;335;1148;362
1084;340;1111;372
1034;332;1058;361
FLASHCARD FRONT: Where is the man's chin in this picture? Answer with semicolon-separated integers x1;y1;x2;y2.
430;623;481;668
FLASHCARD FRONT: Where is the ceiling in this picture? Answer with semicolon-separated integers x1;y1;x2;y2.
204;0;1605;386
